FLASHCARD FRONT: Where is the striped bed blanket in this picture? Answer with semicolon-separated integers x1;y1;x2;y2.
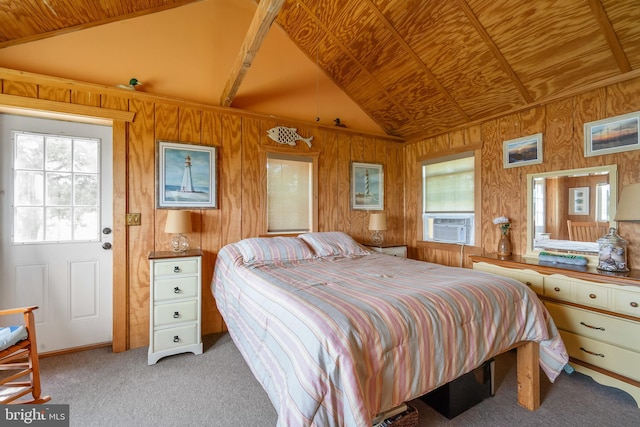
212;233;568;426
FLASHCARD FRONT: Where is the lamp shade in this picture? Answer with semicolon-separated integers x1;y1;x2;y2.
368;212;387;231
164;210;192;234
614;183;640;221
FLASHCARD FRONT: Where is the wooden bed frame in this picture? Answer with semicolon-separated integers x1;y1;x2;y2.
515;341;540;410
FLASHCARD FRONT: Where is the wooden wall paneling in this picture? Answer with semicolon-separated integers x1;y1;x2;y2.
385;142;401;244
220;114;243;246
403;143;418;254
127;99;156;348
336;133;352;233
513;108;546;252
71;89;101;107
200;110;224;334
574;88;608;169
450;129;465;149
480;119;500;253
2;80;37;97
154;104;180;252
100;94;129;112
351;135;367;242
318;130;338;231
112;119;129;352
607;76;640;115
241;117;262;238
178;107;203;251
545;98;575;172
37;85;70;102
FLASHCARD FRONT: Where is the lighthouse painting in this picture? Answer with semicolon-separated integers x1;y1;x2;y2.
157;141;217;208
351;162;383;210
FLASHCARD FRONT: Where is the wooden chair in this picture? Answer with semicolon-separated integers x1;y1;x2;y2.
0;306;51;404
567;220;610;242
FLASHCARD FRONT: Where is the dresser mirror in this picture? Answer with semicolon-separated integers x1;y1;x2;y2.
526;164;618;256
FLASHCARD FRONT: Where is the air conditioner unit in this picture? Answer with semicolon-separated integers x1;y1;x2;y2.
423;214;474;245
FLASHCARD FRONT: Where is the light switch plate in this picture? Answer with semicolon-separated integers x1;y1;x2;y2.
126;213;141;226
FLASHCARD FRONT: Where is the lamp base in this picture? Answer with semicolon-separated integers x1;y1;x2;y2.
170;233;190;252
371;231;384;246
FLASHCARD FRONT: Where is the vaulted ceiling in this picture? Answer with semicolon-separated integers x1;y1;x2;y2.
2;0;640;141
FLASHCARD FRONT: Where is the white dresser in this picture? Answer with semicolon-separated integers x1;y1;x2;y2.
148;249;203;365
470;254;640;407
366;245;407;258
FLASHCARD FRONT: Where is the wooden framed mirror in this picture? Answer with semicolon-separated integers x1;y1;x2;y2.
526;165;618;258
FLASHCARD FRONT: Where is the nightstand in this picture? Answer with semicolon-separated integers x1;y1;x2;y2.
148;249;203;365
366;245;407;258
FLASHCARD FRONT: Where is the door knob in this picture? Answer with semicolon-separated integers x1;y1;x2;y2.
102;242;112;250
102;227;112;235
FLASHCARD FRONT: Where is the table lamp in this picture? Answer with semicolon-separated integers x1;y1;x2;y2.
165;210;192;252
368;212;387;246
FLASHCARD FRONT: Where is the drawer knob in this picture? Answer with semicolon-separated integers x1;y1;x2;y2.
579;347;604;358
173;335;180;343
580;321;605;331
174;287;181;294
173;266;181;273
589;293;597;299
525;281;532;286
554;287;560;292
173;311;180;319
631;302;639;308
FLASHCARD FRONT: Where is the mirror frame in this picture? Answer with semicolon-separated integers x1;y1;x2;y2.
525;164;618;258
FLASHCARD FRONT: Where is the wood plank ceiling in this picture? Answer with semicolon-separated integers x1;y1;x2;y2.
1;0;640;141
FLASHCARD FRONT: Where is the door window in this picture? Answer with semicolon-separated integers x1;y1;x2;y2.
12;131;101;243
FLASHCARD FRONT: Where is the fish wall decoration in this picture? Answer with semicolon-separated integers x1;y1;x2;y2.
267;126;313;148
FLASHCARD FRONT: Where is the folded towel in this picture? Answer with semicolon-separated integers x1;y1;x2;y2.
0;325;28;351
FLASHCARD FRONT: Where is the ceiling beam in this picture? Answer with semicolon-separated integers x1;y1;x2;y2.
456;0;533;104
220;0;285;107
587;0;631;73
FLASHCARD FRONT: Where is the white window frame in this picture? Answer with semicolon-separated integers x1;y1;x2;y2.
11;130;102;244
420;151;477;245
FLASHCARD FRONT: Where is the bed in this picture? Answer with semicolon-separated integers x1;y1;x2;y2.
212;232;568;426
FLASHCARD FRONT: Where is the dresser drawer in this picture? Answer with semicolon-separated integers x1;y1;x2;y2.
544;276;572;301
154;276;199;301
615;289;640;318
545;302;640;353
154;301;198;326
510;270;543;295
153;324;198;352
575;281;609;310
153;258;199;276
560;331;640;382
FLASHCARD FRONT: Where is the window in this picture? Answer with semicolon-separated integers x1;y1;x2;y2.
533;178;546;237
421;153;475;244
12;131;101;243
595;183;610;222
266;152;317;234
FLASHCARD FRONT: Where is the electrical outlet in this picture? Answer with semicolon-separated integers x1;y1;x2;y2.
126;213;141;226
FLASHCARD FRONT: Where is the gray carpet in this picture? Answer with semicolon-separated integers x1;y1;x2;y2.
37;333;640;426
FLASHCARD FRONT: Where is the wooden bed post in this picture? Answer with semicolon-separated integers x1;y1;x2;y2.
517;341;540;410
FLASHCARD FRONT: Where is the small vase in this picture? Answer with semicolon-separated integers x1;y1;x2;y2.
497;233;512;257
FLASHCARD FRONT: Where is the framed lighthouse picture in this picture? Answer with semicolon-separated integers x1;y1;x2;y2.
351;162;383;210
156;141;217;208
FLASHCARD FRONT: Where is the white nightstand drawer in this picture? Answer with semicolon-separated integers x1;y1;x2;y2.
154;276;199;301
561;331;640;382
545;301;640;352
154;301;198;326
153;324;198;352
615;290;640;318
154;258;199;276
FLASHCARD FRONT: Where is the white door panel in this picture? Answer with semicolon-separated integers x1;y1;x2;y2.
0;114;113;353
